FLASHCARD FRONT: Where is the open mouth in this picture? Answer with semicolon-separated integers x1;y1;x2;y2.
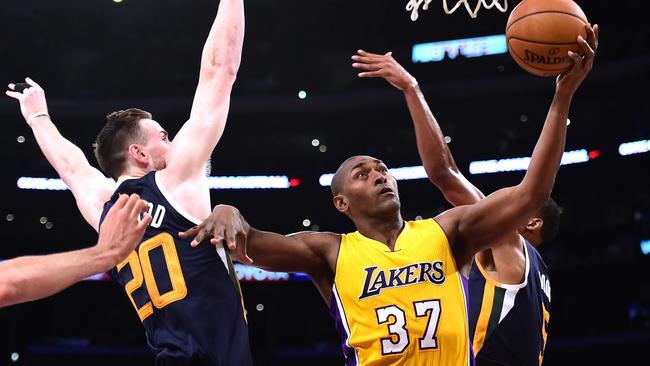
379;187;394;195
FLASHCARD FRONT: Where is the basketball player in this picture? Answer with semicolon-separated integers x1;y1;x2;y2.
181;26;597;365
0;193;151;308
5;0;252;364
349;23;597;365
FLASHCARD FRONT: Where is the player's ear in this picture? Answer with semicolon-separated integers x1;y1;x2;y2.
333;194;349;213
526;218;543;231
128;143;148;164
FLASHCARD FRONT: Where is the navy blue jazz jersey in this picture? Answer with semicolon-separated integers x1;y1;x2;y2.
468;241;551;366
99;171;253;366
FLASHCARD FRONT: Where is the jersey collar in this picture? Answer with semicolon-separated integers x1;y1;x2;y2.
116;175;137;185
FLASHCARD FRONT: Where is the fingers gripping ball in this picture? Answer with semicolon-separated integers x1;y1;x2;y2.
506;0;588;77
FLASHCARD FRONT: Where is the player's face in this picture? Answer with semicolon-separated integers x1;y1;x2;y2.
339;156;401;217
140;119;171;171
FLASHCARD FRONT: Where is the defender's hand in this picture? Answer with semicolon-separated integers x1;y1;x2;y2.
97;194;152;269
557;24;599;96
6;77;50;126
179;204;253;265
352;50;417;91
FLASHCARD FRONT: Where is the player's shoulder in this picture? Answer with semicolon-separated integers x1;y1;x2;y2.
525;241;550;273
102;174;151;212
111;173;153;195
96;179;117;201
287;231;341;276
321;231;343;249
432;205;466;229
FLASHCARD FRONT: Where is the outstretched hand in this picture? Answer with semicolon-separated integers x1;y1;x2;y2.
352;50;417;91
97;194;152;269
6;77;49;126
557;24;599;95
179;204;253;265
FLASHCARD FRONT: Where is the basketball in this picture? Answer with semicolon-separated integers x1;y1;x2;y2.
506;0;589;77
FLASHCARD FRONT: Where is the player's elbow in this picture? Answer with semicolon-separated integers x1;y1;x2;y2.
517;184;551;212
57;147;90;183
428;168;468;197
59;169;78;190
426;167;455;187
219;60;240;79
201;58;239;84
0;281;18;308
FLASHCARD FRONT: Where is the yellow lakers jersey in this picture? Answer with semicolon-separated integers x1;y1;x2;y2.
330;219;470;366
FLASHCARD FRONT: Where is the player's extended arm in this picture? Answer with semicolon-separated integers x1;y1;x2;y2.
352;50;484;206
0;194;151;308
179;205;336;277
162;0;245;183
441;25;598;264
245;229;337;276
5;78;115;231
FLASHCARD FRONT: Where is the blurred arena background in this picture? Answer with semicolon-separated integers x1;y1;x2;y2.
0;0;648;365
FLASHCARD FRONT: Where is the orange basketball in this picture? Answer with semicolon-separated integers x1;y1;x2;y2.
506;0;588;77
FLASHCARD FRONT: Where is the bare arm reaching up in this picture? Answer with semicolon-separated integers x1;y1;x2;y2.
436;24;598;267
159;0;246;219
5;79;115;231
352;50;484;206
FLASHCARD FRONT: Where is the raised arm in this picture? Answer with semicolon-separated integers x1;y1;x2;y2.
0;194;151;308
438;24;598;265
161;0;245;185
6;79;115;231
352;50;484;206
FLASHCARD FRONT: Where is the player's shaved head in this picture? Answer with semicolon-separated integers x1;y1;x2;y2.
331;155;379;196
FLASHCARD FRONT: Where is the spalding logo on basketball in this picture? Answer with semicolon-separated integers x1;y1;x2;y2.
506;0;588;77
523;48;571;66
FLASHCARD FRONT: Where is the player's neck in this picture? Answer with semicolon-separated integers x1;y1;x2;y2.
521;232;542;247
123;166;150;180
354;214;404;250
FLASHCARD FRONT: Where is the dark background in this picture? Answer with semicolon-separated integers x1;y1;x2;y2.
0;0;649;365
